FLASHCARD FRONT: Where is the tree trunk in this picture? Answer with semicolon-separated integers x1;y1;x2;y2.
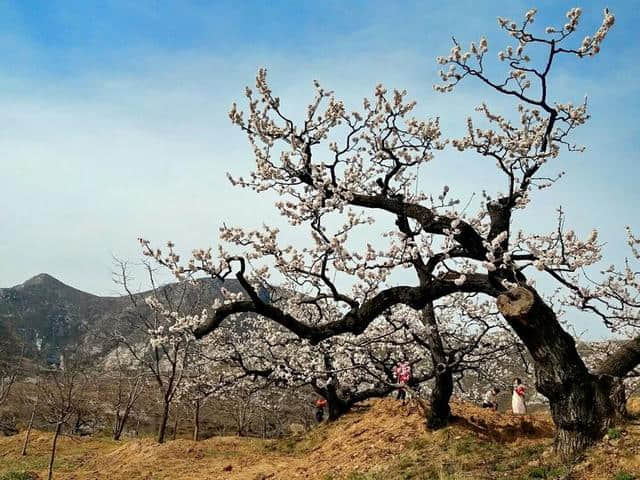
113;412;122;441
48;422;62;480
548;374;615;459
326;396;350;421
157;400;170;444
428;367;453;429
498;287;615;459
610;378;628;421
21;400;37;456
113;422;123;441
172;414;179;440
422;303;453;429
318;353;353;421
322;381;351;421
193;401;200;442
113;403;134;441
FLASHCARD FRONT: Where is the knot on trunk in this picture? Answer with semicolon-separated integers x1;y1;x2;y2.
435;363;447;374
497;286;534;318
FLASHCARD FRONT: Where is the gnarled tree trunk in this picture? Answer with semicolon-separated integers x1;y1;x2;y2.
324;383;351;421
422;303;453;429
498;287;615;459
548;374;615;459
610;378;629;420
428;367;453;429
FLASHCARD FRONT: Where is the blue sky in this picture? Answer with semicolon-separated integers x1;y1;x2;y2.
2;1;639;337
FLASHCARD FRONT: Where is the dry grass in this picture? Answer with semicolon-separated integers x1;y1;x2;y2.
1;398;639;479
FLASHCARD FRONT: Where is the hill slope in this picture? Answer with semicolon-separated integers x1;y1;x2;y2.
1;399;639;479
0;274;245;363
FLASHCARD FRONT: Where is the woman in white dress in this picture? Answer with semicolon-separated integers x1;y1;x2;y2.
512;378;527;414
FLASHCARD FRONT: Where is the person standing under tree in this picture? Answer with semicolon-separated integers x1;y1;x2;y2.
315;397;327;422
394;361;411;405
512;378;527;415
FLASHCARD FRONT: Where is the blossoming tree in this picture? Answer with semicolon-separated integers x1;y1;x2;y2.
112;261;212;443
172;289;521;424
139;7;637;458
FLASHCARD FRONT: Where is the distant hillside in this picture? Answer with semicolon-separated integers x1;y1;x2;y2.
0;273;245;364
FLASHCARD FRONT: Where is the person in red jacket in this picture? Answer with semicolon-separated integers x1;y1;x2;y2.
394;361;411;405
315;397;327;422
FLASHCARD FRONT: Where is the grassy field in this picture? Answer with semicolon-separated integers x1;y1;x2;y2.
1;399;639;480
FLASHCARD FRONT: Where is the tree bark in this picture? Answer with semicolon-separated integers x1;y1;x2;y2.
610;378;629;421
548;374;615;459
48;422;62;480
428;367;453;429
157;400;170;444
421;303;454;429
326;395;350;421
21;400;37;456
597;336;640;379
321;380;351;421
498;287;615;459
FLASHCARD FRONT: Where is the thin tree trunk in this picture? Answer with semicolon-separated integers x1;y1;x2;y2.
320;354;352;422
113;422;123;441
135;414;141;436
262;415;267;439
113;408;133;441
157;401;170;444
113;401;136;440
113;412;122;441
21;400;37;456
48;422;62;480
172;413;179;440
193;401;200;442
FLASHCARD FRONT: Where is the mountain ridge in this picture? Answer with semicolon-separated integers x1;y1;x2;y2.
0;272;244;364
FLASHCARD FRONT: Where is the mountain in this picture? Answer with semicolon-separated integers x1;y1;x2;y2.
0;273;246;364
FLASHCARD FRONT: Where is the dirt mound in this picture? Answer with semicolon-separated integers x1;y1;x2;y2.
286;398;426;478
264;398;554;479
450;401;553;441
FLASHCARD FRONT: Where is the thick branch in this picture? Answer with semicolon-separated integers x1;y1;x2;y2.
597;336;640;378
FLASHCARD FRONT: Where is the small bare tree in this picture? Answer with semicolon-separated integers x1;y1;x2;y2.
103;348;147;441
21;385;39;456
112;260;209;443
38;351;90;480
0;329;25;407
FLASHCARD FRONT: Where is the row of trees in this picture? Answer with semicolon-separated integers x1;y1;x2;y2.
137;6;640;460
2;263;535;446
108;262;531;439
